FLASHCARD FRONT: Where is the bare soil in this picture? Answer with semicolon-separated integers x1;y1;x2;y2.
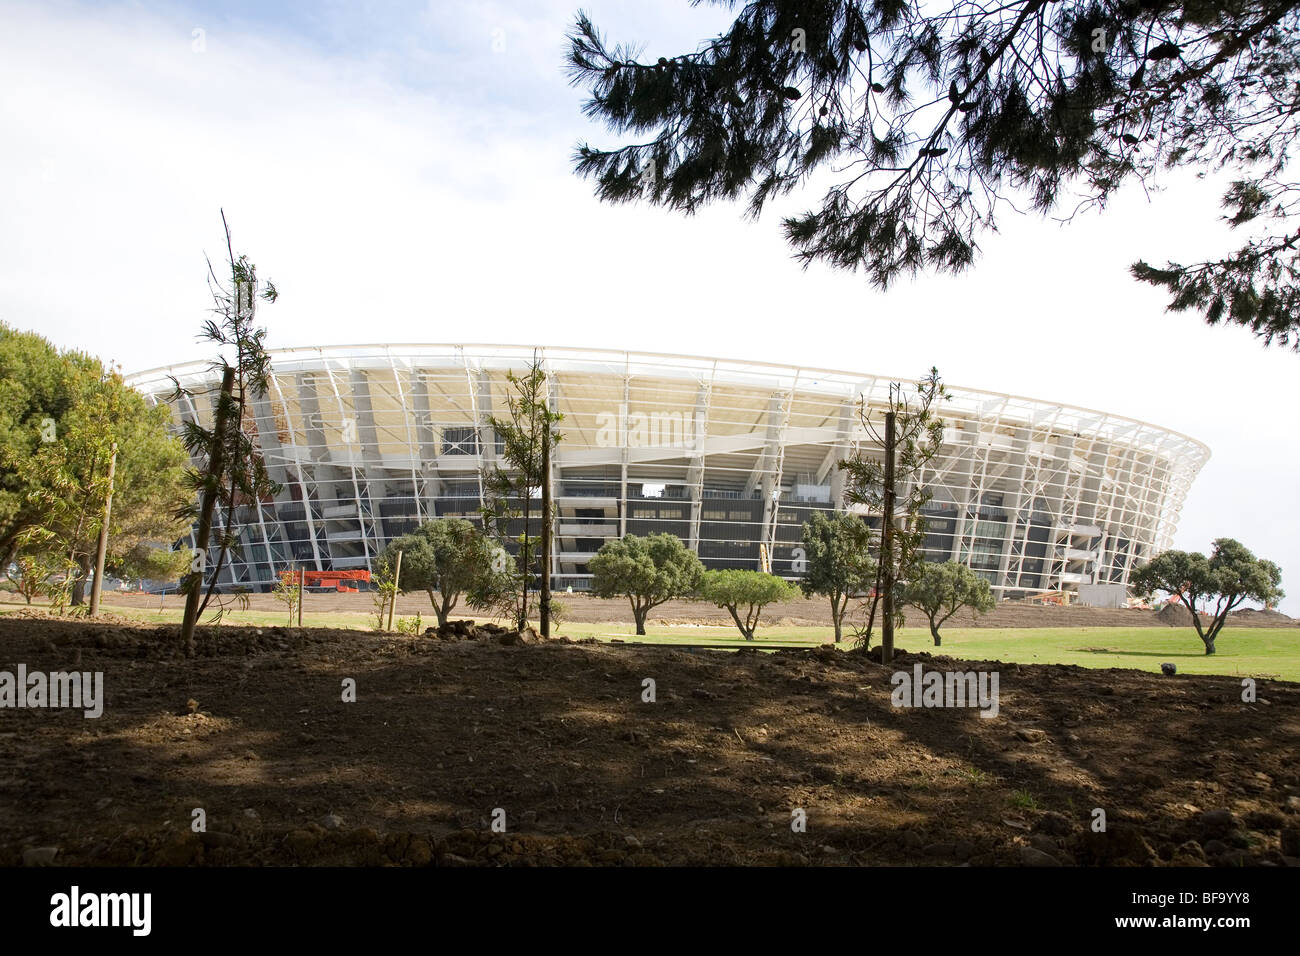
2;614;1298;867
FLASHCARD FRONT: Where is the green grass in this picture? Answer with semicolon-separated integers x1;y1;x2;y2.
1009;790;1039;811
556;621;1300;681
3;600;1297;682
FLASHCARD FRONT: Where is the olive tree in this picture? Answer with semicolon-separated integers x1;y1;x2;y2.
1130;538;1284;656
590;532;704;635
697;569;798;641
902;560;995;646
798;509;876;643
381;518;500;631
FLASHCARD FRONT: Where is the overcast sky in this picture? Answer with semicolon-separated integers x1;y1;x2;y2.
3;0;1297;612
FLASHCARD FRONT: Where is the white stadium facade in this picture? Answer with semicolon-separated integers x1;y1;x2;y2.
128;344;1209;599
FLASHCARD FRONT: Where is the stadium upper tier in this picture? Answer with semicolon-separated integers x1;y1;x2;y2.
127;344;1209;597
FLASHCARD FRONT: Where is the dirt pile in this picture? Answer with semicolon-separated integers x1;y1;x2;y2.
1156;603;1199;627
2;616;1298;867
428;619;561;646
1147;604;1295;628
1231;607;1297;626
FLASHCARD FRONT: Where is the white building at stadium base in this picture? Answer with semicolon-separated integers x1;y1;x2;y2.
127;344;1209;599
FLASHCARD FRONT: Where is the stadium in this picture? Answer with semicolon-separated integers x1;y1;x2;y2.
127;344;1210;600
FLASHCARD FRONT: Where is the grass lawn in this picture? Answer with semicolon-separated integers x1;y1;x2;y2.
558;622;1300;682
3;599;1297;682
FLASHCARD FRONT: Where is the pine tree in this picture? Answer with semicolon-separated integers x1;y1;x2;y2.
568;1;1300;348
173;211;281;648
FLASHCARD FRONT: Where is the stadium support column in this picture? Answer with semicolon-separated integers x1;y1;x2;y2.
249;392;284;588
540;407;552;637
470;365;494;520
688;377;712;553
748;393;785;571
279;373;323;572
825;402;853;508
619;358;630;538
761;386;795;567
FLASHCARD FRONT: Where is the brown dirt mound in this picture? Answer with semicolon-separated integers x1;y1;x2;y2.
1156;603;1198;627
1153;604;1297;628
2;615;1298;867
428;619;561;646
1231;607;1297;625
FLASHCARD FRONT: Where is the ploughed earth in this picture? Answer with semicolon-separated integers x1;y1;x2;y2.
1;614;1298;867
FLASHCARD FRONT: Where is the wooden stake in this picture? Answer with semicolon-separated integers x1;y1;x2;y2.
540;410;552;638
387;549;403;632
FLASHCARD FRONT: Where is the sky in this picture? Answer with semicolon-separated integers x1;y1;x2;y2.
2;0;1297;612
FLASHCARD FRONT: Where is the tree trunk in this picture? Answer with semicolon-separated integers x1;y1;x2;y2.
930;622;941;646
726;606;754;641
634;606;646;636
182;367;236;654
70;575;86;606
69;554;92;606
881;410;896;664
520;496;531;633
427;589;445;630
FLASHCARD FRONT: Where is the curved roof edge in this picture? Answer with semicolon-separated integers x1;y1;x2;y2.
126;342;1211;463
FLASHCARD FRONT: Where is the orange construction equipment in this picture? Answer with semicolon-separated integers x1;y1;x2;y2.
1029;590;1069;606
279;569;371;593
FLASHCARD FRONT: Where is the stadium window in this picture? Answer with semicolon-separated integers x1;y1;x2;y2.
442;426;478;455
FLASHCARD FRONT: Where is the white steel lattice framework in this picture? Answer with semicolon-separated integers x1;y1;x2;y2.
127;345;1210;597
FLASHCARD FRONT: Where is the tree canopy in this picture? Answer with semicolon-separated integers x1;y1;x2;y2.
697;568;798;640
1129;537;1284;654
381;518;502;629
0;323;189;601
798;509;875;642
590;532;705;634
0;322;100;566
569;1;1300;348
901;559;995;645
